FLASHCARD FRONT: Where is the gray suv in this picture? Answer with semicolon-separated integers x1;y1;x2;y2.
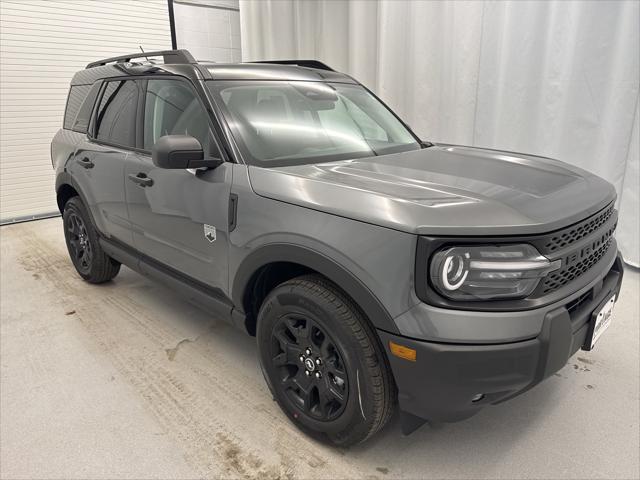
52;50;624;446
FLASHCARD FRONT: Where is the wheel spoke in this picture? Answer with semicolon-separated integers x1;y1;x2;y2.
326;379;345;402
294;374;315;411
294;368;313;392
285;315;311;341
316;378;344;416
68;238;79;254
319;339;331;358
80;249;90;267
302;387;314;412
274;329;295;350
282;376;296;391
275;323;306;353
273;330;306;376
282;371;314;410
287;343;303;362
326;356;346;376
273;352;288;367
316;386;332;417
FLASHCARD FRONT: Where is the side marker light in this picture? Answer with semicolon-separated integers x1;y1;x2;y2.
389;341;417;362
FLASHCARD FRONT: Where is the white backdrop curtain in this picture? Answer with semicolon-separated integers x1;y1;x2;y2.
239;0;640;266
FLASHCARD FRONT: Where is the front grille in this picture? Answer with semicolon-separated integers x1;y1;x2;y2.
541;222;616;294
544;204;615;252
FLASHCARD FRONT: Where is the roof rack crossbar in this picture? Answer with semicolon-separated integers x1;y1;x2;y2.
86;49;196;69
250;60;335;72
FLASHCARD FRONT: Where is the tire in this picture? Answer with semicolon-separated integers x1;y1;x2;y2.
62;196;120;283
256;274;396;446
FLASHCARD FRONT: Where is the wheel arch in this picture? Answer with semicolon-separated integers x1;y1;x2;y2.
55;172;101;231
56;183;79;213
232;243;400;337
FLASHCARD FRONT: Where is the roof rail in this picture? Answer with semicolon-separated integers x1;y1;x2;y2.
250;60;335;72
86;49;196;69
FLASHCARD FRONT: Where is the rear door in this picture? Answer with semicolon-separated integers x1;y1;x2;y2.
124;77;231;290
70;80;140;245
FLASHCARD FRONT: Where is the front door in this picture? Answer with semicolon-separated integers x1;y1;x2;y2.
124;78;231;291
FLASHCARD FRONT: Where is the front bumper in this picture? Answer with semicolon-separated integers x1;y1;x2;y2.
380;253;624;427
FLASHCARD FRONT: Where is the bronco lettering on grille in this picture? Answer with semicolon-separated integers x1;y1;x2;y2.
564;229;614;267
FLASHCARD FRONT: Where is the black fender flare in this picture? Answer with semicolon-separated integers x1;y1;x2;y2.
55;171;101;232
55;171;82;208
231;243;400;335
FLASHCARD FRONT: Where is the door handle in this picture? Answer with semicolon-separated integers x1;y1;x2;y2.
76;157;94;169
128;173;154;187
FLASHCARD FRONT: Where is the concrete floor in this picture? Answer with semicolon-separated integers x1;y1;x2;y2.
1;217;638;480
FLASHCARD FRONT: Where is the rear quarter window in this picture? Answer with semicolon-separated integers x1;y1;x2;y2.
71;82;101;134
63;85;91;130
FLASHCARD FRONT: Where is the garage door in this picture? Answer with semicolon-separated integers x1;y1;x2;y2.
0;0;172;223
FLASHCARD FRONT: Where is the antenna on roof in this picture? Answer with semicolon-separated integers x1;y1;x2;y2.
139;46;150;63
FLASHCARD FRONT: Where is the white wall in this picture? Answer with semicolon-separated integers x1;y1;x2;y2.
174;0;241;62
239;0;640;266
0;0;172;223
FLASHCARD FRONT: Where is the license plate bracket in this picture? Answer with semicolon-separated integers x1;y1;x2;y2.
582;294;616;351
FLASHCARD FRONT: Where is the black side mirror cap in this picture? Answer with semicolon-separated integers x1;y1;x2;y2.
152;135;222;169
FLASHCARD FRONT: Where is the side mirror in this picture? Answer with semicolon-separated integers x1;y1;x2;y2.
152;135;223;169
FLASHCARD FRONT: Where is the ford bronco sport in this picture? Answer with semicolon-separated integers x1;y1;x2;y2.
52;50;624;446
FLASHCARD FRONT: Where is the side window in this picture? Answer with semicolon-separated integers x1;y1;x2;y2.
144;79;220;157
63;85;90;129
95;80;138;148
71;82;101;134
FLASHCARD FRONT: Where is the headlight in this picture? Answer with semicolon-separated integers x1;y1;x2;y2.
429;244;561;301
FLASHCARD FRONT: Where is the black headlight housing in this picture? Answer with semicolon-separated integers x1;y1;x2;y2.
429;244;560;301
414;234;611;312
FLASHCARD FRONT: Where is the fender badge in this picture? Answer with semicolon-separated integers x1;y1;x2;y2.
204;224;216;243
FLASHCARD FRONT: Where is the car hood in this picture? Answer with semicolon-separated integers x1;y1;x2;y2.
247;145;616;235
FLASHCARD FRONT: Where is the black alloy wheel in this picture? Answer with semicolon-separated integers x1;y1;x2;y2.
257;274;396;446
62;196;121;283
65;211;93;274
271;313;349;421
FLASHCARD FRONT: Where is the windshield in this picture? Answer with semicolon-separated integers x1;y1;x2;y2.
207;81;420;167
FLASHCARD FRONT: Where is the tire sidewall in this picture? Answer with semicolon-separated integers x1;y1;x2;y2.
257;280;378;439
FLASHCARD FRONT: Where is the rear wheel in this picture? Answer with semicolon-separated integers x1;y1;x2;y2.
63;197;120;283
257;274;396;446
